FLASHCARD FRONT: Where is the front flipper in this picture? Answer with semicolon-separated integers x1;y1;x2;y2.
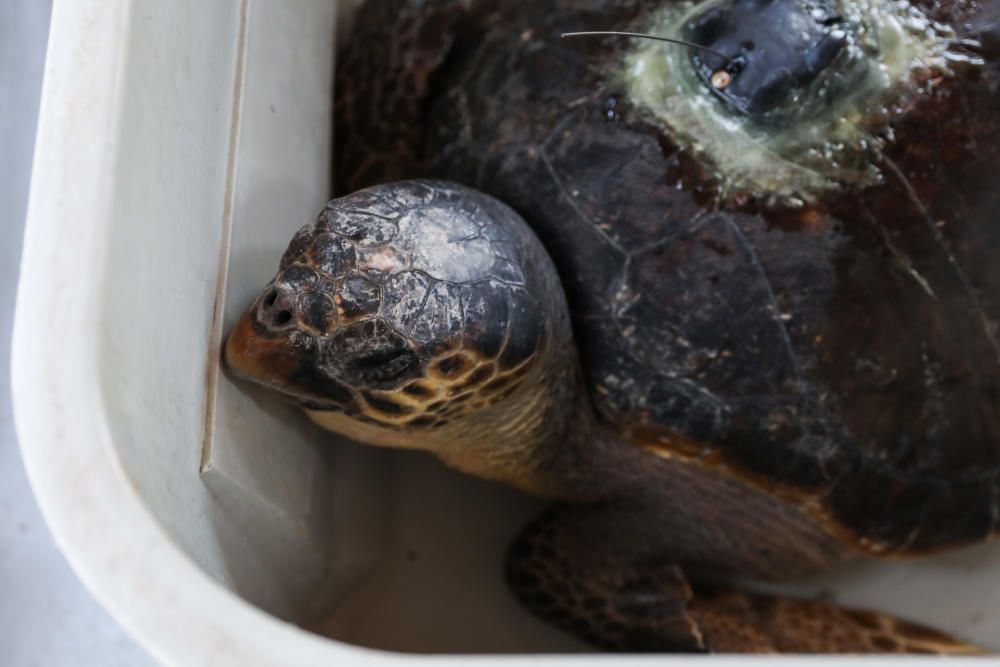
686;588;984;654
507;506;984;654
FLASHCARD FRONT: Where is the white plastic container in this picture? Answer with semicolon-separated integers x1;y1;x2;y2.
13;1;1000;664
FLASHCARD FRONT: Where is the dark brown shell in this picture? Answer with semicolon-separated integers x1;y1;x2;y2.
336;0;1000;553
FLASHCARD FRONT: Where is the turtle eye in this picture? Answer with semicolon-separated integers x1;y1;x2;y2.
353;349;419;383
683;0;854;123
322;319;423;389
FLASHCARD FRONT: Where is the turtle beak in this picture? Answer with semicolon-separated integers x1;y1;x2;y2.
223;308;300;392
224;301;356;408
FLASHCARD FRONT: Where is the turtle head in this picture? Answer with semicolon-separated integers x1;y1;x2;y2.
225;180;577;480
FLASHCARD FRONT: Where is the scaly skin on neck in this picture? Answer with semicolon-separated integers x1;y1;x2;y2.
307;325;617;502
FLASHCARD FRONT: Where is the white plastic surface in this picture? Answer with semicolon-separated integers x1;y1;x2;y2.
11;0;1000;664
200;0;389;623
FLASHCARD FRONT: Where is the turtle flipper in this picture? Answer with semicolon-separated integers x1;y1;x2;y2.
685;589;985;654
335;0;473;193
506;506;985;654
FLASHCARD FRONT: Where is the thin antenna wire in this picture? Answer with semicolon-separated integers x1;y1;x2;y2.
561;31;730;62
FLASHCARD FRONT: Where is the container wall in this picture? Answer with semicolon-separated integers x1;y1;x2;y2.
96;0;247;594
202;0;391;623
95;0;389;624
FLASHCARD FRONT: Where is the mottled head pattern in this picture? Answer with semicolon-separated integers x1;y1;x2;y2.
226;180;575;461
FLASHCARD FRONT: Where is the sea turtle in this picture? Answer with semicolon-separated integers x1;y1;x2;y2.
224;0;1000;653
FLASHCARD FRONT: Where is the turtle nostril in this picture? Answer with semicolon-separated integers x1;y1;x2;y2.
259;286;297;328
741;40;754;52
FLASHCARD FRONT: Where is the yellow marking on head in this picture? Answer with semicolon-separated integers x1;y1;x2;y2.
451;362;496;392
305;409;420;448
338;345;538;431
429;350;477;379
401;379;443;400
305;328;575;498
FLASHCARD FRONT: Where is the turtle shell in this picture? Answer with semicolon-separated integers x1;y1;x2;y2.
336;0;1000;553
